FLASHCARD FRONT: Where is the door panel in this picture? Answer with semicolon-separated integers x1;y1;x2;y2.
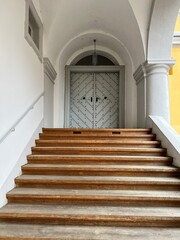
95;73;119;128
69;71;119;128
69;72;94;128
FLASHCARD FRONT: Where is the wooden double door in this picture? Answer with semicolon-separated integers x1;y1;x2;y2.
69;71;119;128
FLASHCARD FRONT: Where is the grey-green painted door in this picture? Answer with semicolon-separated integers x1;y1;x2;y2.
69;72;119;128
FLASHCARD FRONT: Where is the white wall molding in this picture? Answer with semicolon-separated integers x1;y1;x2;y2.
133;64;146;85
43;58;57;84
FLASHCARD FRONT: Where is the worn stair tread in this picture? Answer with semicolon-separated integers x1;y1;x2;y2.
28;154;171;160
15;175;180;183
40;133;155;137
27;155;173;165
36;139;160;146
1;204;180;217
22;164;180;177
31;148;167;157
32;147;166;156
22;164;178;170
32;146;165;151
43;128;152;132
36;139;160;143
1;224;180;240
7;188;180;198
7;188;180;206
39;134;156;141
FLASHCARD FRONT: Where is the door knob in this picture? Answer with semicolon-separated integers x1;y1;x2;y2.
104;96;107;100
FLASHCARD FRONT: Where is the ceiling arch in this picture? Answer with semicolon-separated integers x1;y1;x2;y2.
148;0;180;60
39;0;147;69
56;30;132;70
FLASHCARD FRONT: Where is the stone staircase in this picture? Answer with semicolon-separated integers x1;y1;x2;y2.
0;128;180;239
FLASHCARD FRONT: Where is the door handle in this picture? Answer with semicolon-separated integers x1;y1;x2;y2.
96;97;99;102
91;97;93;102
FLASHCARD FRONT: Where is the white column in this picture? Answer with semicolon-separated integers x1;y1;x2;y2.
134;60;175;127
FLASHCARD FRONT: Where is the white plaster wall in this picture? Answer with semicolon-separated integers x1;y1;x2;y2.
0;100;44;207
0;0;44;206
0;0;43;137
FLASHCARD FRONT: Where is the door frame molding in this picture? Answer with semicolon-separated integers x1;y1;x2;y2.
64;65;125;128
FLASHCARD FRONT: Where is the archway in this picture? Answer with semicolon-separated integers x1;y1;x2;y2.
64;52;125;128
54;31;137;128
139;0;180;126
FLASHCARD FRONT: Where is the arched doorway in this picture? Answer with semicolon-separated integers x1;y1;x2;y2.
64;53;125;128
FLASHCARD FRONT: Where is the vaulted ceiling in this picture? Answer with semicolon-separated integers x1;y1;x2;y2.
39;0;153;69
39;0;179;70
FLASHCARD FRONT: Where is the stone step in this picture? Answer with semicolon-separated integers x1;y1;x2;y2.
27;155;173;166
39;133;156;141
31;147;167;156
35;139;161;148
0;204;180;227
42;128;152;135
0;223;180;240
14;175;180;190
1;127;180;238
7;188;180;206
22;164;180;177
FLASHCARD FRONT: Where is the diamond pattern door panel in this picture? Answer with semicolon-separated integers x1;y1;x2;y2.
69;73;94;128
95;73;119;128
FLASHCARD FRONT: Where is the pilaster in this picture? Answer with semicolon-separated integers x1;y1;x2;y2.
43;57;57;127
43;58;57;84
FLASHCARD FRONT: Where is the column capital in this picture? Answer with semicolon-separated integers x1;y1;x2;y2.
134;59;176;84
43;57;57;84
145;59;176;66
144;59;176;77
